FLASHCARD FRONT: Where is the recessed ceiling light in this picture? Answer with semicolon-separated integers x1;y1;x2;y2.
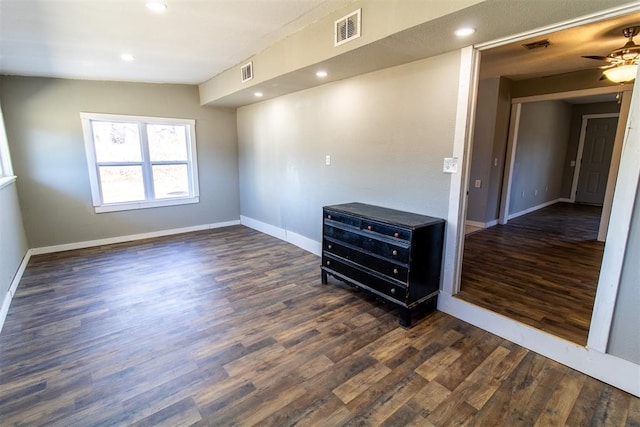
120;53;135;62
146;2;167;13
254;92;263;98
316;70;328;78
454;27;476;37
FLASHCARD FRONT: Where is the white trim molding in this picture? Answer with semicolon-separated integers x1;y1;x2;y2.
465;219;498;229
442;46;479;296
30;220;240;255
507;198;564;221
240;215;321;256
588;71;640;353
0;250;31;334
0;175;17;191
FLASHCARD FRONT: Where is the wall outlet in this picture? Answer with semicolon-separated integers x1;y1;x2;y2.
522;191;525;198
475;179;482;188
494;158;498;166
535;189;538;196
325;155;331;166
570;160;576;167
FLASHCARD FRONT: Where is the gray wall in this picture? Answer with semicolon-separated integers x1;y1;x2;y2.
467;77;511;224
0;182;28;310
509;100;572;215
560;102;621;198
0;76;240;248
237;51;461;242
607;183;640;364
0;97;28;317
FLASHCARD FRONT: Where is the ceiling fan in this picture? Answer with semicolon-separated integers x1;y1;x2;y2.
583;26;640;83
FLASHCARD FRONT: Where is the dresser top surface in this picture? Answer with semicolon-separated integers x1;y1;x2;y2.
324;203;444;228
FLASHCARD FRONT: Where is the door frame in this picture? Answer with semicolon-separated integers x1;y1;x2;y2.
498;88;631;228
570;113;619;205
440;4;640;396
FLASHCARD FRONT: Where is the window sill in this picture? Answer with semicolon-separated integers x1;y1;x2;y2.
95;196;199;213
0;175;17;191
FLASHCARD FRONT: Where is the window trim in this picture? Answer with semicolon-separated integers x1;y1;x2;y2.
80;112;199;213
0;101;17;190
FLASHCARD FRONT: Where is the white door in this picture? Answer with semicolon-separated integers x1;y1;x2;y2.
576;117;618;206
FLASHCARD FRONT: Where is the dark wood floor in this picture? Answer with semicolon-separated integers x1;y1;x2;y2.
459;202;604;345
1;225;637;426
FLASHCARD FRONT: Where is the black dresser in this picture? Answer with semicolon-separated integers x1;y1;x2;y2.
321;202;445;327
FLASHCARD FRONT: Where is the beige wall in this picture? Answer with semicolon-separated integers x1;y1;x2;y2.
237;51;461;242
0;77;240;248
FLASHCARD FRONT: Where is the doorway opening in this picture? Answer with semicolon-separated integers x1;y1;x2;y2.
455;12;638;346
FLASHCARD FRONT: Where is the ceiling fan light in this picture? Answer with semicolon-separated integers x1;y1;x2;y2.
603;64;638;83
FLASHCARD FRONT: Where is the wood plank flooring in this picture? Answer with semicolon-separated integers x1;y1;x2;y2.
1;224;637;426
459;202;604;345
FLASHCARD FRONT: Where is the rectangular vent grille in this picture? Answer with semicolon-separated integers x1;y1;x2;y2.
241;62;253;83
522;39;550;50
335;9;361;46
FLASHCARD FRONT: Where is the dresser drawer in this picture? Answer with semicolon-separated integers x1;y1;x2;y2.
360;220;410;241
324;210;361;228
322;255;406;303
323;224;410;262
323;239;409;283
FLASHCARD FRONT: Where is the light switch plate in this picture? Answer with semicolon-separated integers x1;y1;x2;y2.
443;157;458;174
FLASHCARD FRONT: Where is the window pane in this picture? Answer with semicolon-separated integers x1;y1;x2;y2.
147;124;188;161
92;122;141;162
99;166;145;203
152;165;189;199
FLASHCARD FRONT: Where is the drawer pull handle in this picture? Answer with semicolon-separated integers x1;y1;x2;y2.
394;232;399;238
327;214;332;220
328;244;332;249
393;268;398;274
326;260;331;265
390;288;396;294
367;225;372;231
392;250;398;256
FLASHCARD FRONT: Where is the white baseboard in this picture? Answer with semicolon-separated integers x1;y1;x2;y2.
240;215;286;241
437;293;640;397
285;230;322;256
558;198;573;203
507;198;562;220
465;220;485;228
30;220;241;255
465;219;498;229
0;250;32;334
240;215;321;256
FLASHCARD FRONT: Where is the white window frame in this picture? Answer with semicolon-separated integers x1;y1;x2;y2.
80;112;199;213
0;101;17;190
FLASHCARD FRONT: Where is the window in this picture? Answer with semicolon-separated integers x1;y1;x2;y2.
80;113;199;213
0;101;16;189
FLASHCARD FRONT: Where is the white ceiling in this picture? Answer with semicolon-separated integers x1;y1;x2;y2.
0;0;353;84
480;11;640;81
0;0;639;91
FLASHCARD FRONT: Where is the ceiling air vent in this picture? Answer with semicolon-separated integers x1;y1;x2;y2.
241;61;253;83
522;39;551;50
335;9;361;47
